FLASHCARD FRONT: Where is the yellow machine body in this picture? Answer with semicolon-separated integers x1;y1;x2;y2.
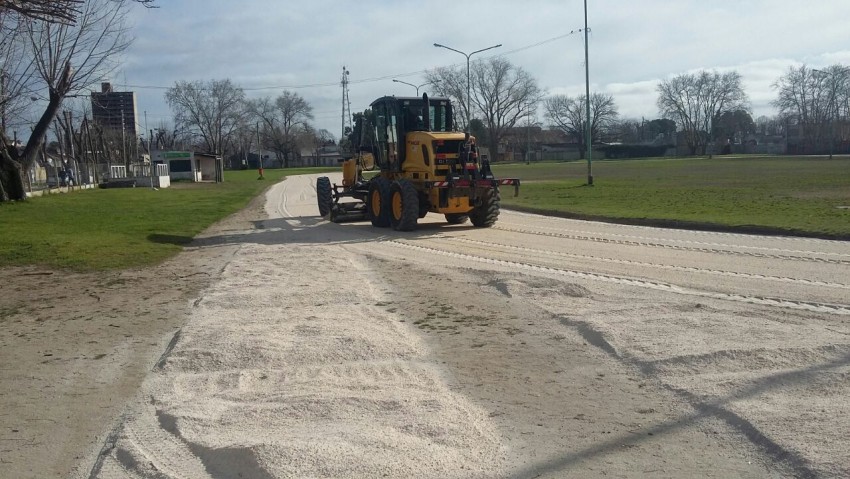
316;94;518;230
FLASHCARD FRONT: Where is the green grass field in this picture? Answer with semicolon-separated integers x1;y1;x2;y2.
494;156;850;238
1;157;847;271
0;168;331;270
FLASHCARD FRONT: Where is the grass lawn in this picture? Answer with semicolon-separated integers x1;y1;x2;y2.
493;156;850;239
1;156;847;271
0;167;333;270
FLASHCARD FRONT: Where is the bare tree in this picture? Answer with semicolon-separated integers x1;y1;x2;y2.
274;91;313;167
246;91;313;168
471;58;541;161
424;67;468;127
773;65;822;151
773;64;849;154
427;58;541;160
0;0;132;201
657;70;748;156
755;115;784;137
646;118;677;144
149;120;181;150
610;118;643;144
544;92;618;158
298;123;335;167
0;0;83;23
0;0;156;24
246;96;285;166
0;12;39;136
713;109;755;146
610;118;676;145
165;79;246;157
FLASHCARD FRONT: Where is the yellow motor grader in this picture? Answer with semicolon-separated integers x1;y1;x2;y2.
316;94;519;231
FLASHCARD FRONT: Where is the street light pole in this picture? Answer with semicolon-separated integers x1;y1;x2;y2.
583;0;593;185
392;79;436;96
433;42;502;131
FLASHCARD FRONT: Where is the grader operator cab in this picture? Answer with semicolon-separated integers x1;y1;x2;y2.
316;94;519;231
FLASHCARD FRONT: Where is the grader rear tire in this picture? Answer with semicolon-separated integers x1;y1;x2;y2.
390;179;419;231
470;188;500;227
367;176;392;227
316;176;332;217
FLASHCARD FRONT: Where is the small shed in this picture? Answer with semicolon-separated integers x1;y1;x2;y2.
153;151;223;182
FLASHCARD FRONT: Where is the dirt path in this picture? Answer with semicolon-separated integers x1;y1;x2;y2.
0;194;264;479
2;173;848;478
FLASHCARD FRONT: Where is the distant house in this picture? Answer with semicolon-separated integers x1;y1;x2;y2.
151;150;223;182
540;142;584;161
298;145;345;167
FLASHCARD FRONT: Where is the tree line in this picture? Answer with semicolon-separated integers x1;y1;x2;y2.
774;64;850;156
1;0;846;203
0;0;155;201
425;58;849;161
164;80;334;169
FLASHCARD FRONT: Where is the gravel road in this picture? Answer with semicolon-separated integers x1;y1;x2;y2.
87;173;850;478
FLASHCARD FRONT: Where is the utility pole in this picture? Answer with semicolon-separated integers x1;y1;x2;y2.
145;110;155;188
256;121;264;179
84;117;100;184
40;129;57;189
1;72;6;137
97;127;111;179
54;119;66;188
63;111;79;189
150;128;156;188
121;110;128;171
584;0;593;185
341;66;352;140
526;100;532;164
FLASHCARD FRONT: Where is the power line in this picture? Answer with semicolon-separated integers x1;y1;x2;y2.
116;30;585;92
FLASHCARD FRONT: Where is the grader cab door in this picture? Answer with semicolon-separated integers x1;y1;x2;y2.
373;100;401;172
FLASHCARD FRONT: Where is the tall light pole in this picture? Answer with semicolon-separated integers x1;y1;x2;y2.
392;79;436;96
583;0;593;185
433;42;502;131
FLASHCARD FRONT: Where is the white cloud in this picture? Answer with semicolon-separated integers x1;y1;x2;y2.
116;0;850;139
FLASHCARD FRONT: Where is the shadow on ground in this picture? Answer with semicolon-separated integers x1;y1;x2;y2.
184;213;479;250
148;233;196;245
508;321;850;479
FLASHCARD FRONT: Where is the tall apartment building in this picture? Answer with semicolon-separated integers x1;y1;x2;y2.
90;82;138;137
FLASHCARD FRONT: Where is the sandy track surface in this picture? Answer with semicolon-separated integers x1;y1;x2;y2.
3;173;848;478
90;173;850;478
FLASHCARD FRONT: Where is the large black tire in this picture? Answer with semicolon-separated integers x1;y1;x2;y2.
366;176;392;227
316;176;332;217
418;193;430;218
469;188;500;227
329;206;340;223
444;213;469;225
390;179;419;231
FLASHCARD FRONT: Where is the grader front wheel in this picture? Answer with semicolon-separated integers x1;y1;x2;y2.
390;179;419;231
316;176;332;217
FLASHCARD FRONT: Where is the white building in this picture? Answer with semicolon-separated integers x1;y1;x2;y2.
151;150;223;182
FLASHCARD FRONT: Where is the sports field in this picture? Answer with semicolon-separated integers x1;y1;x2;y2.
0;156;847;271
495;156;850;239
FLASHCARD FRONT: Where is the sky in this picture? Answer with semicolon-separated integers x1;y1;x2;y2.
113;0;850;141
